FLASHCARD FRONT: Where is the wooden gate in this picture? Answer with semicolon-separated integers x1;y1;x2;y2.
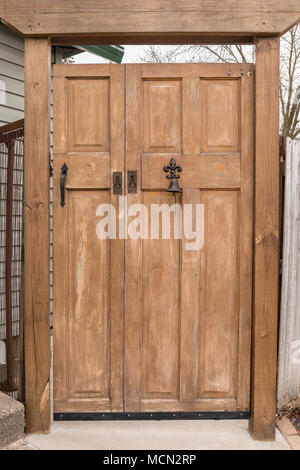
53;63;254;415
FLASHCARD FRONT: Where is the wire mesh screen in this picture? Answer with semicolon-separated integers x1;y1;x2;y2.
0;120;24;401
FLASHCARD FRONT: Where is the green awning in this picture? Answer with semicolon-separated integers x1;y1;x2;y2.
61;45;125;64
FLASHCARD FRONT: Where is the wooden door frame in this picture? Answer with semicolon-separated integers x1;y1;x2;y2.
22;33;280;440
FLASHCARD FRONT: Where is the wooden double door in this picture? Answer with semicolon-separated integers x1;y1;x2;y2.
53;63;254;414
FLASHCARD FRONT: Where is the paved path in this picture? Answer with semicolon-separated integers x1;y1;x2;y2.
26;420;290;450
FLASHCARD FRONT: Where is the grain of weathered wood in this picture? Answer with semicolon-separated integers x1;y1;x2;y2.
2;1;300;13
55;153;111;190
249;37;280;442
237;66;254;411
141;63;253;78
201;79;239;153
24;37;51;433
124;64;143;411
53;65;125;413
0;1;299;36
109;66;126;411
125;64;254;412
180;189;201;404
197;191;239;400
142;154;241;190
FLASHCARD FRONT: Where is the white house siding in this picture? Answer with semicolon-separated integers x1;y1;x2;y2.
0;25;24;126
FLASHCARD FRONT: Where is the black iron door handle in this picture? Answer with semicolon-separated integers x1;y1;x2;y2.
60;163;68;207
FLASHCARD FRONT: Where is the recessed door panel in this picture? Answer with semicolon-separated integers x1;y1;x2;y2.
141;192;180;400
201;79;240;153
67;191;110;400
67;78;109;153
198;190;239;399
143;80;181;154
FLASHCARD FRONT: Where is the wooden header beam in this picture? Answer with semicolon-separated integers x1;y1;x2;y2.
0;1;299;38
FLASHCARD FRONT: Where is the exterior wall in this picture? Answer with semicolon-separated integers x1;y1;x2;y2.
0;25;24;126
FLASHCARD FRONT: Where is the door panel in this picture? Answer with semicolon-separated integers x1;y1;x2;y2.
142;192;180;400
125;64;254;412
67;78;110;153
53;65;125;413
198;190;239;399
143;80;181;153
201;79;239;153
67;191;110;399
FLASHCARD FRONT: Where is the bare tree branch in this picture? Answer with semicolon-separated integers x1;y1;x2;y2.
139;25;300;139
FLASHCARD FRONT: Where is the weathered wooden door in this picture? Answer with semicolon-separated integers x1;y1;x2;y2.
53;63;254;414
53;65;125;412
124;64;253;413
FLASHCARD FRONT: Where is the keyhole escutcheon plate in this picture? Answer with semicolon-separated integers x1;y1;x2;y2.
127;170;137;194
113;172;122;195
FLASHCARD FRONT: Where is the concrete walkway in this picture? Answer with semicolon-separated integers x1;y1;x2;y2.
26;420;290;450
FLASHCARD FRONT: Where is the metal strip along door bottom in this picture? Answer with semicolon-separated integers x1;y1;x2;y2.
54;411;250;421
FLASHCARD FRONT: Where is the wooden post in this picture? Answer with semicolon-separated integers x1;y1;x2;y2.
24;38;51;433
249;37;280;441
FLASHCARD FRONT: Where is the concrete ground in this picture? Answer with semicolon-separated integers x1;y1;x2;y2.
26;420;290;450
3;438;34;450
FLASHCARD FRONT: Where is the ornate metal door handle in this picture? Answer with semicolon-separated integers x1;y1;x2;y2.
163;158;182;194
60;163;68;207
